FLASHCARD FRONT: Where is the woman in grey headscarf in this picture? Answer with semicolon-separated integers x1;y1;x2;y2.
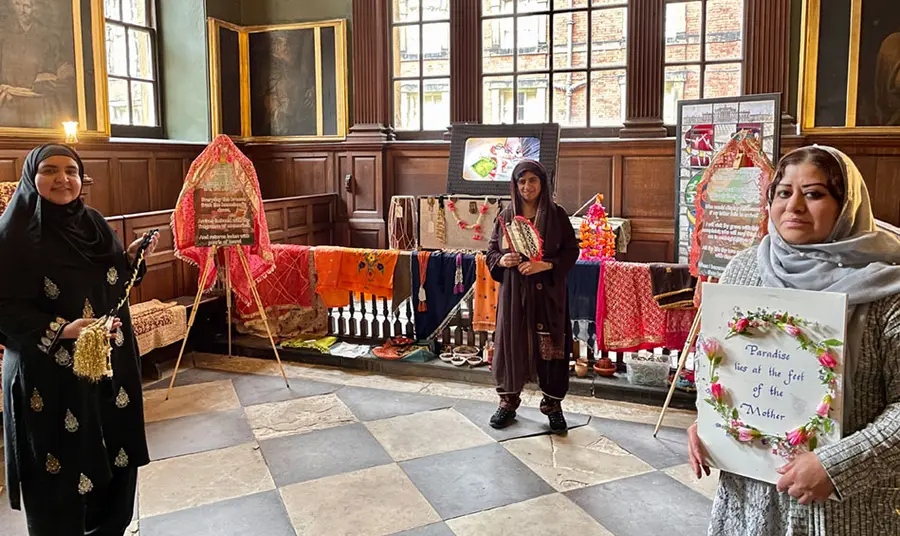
686;145;900;535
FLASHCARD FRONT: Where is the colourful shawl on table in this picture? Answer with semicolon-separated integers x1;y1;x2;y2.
412;252;477;340
129;300;187;356
598;261;666;351
236;244;313;315
171;135;274;300
473;253;500;332
314;246;400;308
649;263;697;310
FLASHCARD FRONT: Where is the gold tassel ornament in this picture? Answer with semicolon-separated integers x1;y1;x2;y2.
72;230;158;382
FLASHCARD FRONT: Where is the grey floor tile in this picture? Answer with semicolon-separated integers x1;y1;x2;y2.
259;423;393;487
589;418;688;469
336;386;455;422
400;443;555;520
453;399;591;441
231;374;340;407
141;491;294;536
566;472;712;536
145;408;254;460
392;522;456;536
145;368;242;391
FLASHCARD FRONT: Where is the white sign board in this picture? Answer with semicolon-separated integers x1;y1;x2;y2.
697;284;847;485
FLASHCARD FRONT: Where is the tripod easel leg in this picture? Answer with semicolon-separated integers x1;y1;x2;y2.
653;306;702;437
166;247;217;401
236;246;290;389
225;253;233;358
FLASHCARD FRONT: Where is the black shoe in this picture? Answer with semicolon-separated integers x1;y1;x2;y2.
548;411;568;434
490;407;516;429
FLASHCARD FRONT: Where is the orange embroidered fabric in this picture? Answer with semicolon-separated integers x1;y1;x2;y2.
473;253;500;332
315;247;400;308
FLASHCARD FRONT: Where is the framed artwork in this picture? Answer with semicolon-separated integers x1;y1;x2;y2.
446;123;561;197
674;94;780;264
0;0;109;138
207;18;348;142
800;0;900;133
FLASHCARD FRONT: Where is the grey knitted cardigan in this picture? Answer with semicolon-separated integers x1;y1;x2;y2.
708;246;900;536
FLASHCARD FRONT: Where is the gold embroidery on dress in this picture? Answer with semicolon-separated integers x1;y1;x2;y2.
40;336;52;347
64;409;79;432
115;327;124;347
78;474;93;495
30;389;44;412
115;387;130;408
46;454;61;474
55;347;72;367
83;298;94;319
44;277;59;299
114;448;129;468
50;320;61;332
107;267;119;285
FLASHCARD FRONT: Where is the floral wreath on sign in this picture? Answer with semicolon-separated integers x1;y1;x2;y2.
702;308;843;460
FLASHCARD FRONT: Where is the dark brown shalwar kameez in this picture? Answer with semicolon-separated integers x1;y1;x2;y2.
487;203;579;410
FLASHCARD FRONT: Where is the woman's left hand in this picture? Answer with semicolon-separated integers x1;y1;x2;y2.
127;232;159;264
775;452;834;504
518;261;552;276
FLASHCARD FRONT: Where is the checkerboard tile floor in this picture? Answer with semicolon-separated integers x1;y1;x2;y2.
1;354;714;536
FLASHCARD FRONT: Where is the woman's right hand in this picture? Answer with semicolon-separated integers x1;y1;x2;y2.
500;252;522;268
688;422;711;479
61;318;122;340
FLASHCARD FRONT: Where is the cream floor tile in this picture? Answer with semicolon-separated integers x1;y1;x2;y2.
503;427;655;492
191;353;283;376
418;380;501;403
126;519;139;535
342;373;432;393
279;464;440;536
244;393;357;441
446;493;613;536
663;463;720;500
365;408;494;462
138;443;275;518
561;396;697;429
142;380;240;423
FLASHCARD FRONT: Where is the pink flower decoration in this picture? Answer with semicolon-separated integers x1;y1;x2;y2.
818;349;838;368
737;427;755;442
447;201;456;211
457;221;468;230
479;204;489;214
701;338;722;358
734;318;750;332
473;224;483;233
784;325;802;337
816;400;831;417
710;382;723;402
786;427;807;446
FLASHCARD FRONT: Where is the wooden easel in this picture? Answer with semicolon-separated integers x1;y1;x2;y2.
653;304;701;437
165;245;290;400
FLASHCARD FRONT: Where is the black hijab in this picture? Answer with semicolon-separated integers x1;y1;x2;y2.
0;145;120;300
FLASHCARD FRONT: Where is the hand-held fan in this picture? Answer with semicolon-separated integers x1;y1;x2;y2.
499;215;544;262
73;229;159;382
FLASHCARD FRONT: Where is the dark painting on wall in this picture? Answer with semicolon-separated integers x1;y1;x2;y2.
857;1;900;126
0;0;78;129
219;25;242;136
249;29;317;137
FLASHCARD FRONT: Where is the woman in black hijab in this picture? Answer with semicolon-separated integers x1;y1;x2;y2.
486;160;579;433
0;145;157;536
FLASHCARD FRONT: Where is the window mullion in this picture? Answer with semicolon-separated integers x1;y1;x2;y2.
419;0;424;131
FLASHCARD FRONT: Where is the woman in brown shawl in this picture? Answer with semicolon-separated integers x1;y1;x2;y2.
486;160;579;433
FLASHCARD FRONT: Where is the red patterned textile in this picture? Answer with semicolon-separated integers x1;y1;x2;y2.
598;261;667;351
236;244;313;315
665;308;697;351
172;135;274;303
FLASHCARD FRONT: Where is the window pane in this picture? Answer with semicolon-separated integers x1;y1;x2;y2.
664;64;701;124
590;69;625;125
665;1;701;63
555;0;588;7
394;80;420;130
130;81;156;126
422;78;450;130
703;62;742;98
483;75;514;124
553;11;587;70
705;0;743;61
483;0;514;16
591;8;627;67
592;0;626;5
422;23;450;76
108;78;130;125
393;25;420;77
517;73;549;123
393;0;419;22
517;15;549;71
422;0;449;20
518;0;549;13
128;28;154;80
553;71;587;127
105;0;122;21
106;23;128;77
123;0;147;25
483;18;514;73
